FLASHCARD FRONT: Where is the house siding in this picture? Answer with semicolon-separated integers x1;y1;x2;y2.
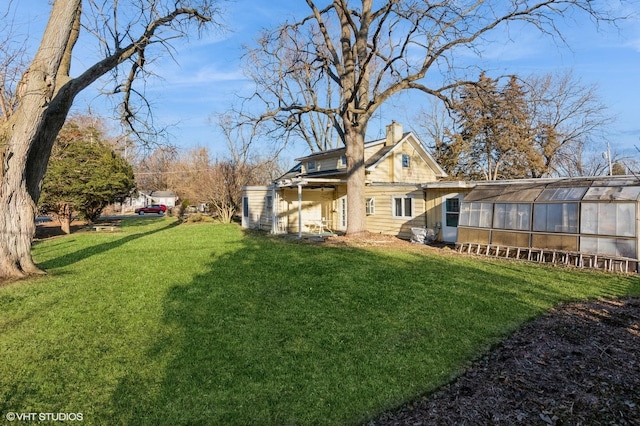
398;142;439;183
367;137;439;184
242;187;274;231
364;185;426;239
424;187;474;227
368;155;392;182
303;156;345;174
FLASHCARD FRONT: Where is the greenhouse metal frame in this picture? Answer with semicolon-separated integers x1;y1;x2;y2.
456;176;640;272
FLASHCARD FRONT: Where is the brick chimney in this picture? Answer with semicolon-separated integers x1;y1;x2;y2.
385;121;403;146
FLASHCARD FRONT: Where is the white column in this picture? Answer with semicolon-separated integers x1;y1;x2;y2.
298;183;303;238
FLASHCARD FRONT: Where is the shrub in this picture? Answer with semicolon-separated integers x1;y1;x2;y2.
185;213;215;223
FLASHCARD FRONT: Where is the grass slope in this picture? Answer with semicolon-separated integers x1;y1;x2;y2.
1;218;638;425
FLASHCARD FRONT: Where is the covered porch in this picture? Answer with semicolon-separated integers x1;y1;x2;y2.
272;177;347;238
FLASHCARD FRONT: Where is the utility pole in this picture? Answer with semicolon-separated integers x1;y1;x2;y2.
603;142;613;176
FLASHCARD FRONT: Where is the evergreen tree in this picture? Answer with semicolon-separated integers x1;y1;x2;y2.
39;122;136;234
443;74;541;180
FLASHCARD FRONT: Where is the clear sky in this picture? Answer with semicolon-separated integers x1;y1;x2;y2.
10;1;640;165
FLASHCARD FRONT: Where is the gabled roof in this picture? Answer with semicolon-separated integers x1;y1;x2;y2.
364;132;448;178
284;131;447;180
139;190;178;198
460;175;640;203
294;134;391;162
364;144;395;168
277;163;302;180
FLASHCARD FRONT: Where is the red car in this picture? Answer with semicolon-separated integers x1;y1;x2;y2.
135;204;166;215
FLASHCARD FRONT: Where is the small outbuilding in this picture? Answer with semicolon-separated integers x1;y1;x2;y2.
455;176;640;272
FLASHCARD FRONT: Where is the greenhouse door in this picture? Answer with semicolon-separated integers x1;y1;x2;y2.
442;194;462;243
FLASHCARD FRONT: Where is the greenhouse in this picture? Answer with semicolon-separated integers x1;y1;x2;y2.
456;176;640;272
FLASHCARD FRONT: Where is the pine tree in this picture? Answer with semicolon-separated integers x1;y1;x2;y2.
39;122;135;234
445;74;541;180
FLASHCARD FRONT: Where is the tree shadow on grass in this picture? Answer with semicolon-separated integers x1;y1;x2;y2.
36;218;181;271
106;231;639;425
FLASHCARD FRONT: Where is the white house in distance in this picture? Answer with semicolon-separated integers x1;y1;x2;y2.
121;190;179;212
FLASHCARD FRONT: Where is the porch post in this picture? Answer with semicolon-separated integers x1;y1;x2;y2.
298;183;303;238
271;185;277;234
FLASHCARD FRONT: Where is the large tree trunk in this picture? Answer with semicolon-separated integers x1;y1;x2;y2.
344;123;367;236
337;0;371;237
0;0;80;280
58;203;73;235
0;177;42;278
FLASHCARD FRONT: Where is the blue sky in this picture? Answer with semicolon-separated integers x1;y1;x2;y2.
11;1;640;164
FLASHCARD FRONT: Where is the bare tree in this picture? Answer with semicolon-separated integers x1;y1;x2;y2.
0;5;29;122
217;113;285;182
0;0;221;279
170;146;282;223
171;115;284;222
169;147;208;208
527;71;614;177
135;146;179;192
241;31;341;152
242;0;625;236
554;142;635;177
417;101;450;165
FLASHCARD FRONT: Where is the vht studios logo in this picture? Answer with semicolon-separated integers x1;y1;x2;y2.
5;412;84;422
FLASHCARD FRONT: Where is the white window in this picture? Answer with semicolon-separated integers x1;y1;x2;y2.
366;198;375;215
339;155;347;168
392;196;413;218
306;160;316;172
401;154;411;168
445;198;460;227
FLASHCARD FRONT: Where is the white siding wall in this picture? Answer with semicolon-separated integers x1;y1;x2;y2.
242;187;275;231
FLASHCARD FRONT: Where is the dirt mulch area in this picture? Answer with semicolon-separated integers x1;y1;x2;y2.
369;298;640;426
322;232;452;251
35;218;122;240
35;220;89;240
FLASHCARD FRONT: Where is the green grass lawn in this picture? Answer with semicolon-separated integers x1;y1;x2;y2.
1;218;638;425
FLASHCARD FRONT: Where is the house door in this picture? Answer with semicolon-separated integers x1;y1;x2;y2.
337;196;347;232
442;194;462;243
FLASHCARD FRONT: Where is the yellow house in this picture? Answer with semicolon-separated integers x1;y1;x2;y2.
242;122;453;240
242;124;640;272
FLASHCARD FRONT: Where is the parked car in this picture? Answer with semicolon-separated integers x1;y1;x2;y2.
135;204;166;215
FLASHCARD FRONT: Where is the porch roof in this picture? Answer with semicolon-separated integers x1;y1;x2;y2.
421;181;476;190
275;177;347;188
